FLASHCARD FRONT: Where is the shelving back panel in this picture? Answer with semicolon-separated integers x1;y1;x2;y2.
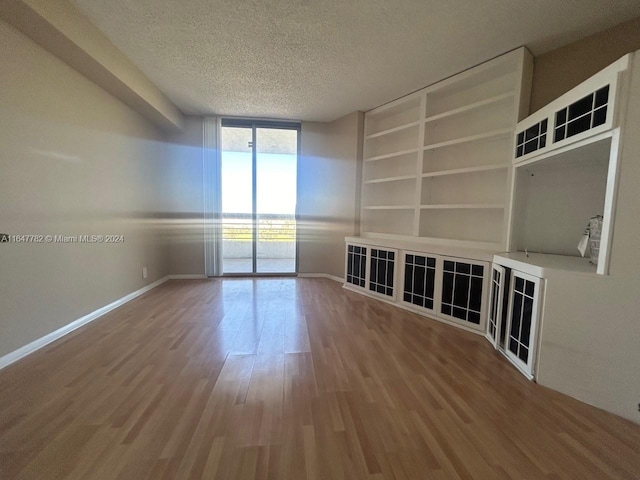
362;209;415;237
424;61;517;117
424;97;514;145
363;178;417;207
511;137;611;256
364;126;419;159
365;152;418;181
421;169;508;205
419;208;504;244
422;137;511;173
365;96;421;136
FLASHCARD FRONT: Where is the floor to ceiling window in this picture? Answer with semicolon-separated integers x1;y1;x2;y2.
220;119;299;274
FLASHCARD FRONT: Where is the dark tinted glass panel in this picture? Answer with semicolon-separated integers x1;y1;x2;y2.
427;257;436;268
518;346;529;363
525;123;539;140
456;262;471;274
510;292;523;337
444;260;454;272
568;94;593;121
413;296;423;307
407;254;414;263
541;119;548;131
348;245;353;253
515;276;524;292
524;280;535;297
472;265;483;276
567;115;592;137
595;85;609;108
592;106;607;127
426;269;435;297
388;252;394;261
453;274;470;308
556;108;567;125
415;266;425;295
509;338;518;355
524;139;537;155
516;145;524;157
469;277;483;312
386;263;394;287
555;126;566;142
539;134;546;148
441;304;451;315
416;256;426;266
453;307;467;320
521;296;534;347
370;260;377;284
404;265;413;292
442;272;454;304
517;132;524;144
468;311;481;324
425;299;433;310
404;292;411;302
372;249;377;256
377;285;384;294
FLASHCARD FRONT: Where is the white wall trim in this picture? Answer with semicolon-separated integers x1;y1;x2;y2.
0;276;172;371
168;274;208;279
297;273;344;283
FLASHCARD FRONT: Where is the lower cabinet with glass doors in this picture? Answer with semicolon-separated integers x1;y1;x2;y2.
486;263;544;379
344;241;490;334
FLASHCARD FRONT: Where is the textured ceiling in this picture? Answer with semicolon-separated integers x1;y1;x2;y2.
71;0;640;122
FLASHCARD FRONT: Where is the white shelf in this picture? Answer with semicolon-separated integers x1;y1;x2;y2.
363;205;415;210
424;92;514;123
493;252;597;277
364;174;417;184
365;148;420;162
421;164;508;178
424;128;513;151
365;121;421;139
420;204;505;210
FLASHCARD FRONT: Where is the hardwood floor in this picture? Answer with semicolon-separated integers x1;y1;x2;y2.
1;278;639;479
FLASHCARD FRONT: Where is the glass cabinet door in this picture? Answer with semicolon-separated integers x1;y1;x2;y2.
505;270;544;378
401;252;438;314
368;248;397;298
345;244;367;288
439;257;488;330
487;264;506;348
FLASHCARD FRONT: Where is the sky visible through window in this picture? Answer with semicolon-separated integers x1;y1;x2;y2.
221;127;297;215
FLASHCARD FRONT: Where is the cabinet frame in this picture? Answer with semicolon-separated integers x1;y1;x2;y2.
504;270;544;379
487;264;507;349
398;250;442;316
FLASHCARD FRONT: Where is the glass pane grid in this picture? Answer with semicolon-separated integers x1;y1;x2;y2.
403;254;436;309
509;278;536;365
554;85;609;143
346;245;367;288
516;119;548;158
369;249;395;297
441;261;484;325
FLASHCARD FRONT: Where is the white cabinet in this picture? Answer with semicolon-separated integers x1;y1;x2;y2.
504;270;544;379
506;54;631;275
345;240;490;334
344;243;398;300
361;47;532;250
487;263;544;379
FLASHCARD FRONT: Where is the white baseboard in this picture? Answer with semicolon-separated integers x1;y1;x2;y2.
0;275;171;371
297;273;344;283
168;274;207;279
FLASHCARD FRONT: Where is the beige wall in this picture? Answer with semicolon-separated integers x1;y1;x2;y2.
298;112;363;279
0;20;171;358
536;54;640;423
531;16;640;113
165;117;206;276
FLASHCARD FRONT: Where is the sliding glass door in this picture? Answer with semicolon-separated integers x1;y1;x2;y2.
220;120;298;274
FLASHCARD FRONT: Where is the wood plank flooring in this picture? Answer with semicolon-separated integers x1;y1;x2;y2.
1;277;639;479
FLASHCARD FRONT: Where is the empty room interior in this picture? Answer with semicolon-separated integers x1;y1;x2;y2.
3;1;640;478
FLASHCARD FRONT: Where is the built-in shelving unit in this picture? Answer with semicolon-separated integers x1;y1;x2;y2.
360;47;533;250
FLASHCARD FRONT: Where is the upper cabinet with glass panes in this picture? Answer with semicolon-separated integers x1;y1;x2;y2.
513;54;631;163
